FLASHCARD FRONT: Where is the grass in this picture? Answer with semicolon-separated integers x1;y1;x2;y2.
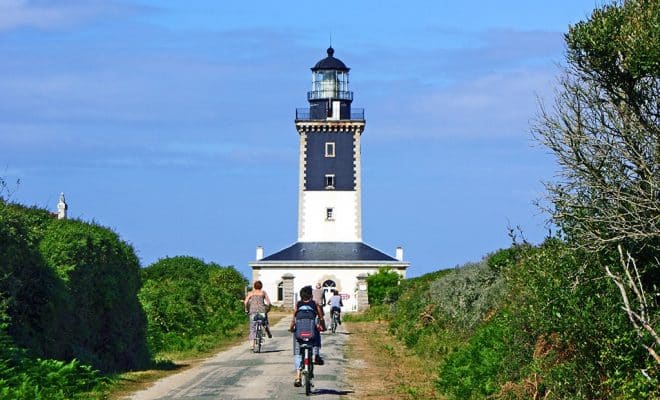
343;319;446;400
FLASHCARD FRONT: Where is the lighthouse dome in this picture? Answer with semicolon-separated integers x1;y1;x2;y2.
311;47;349;71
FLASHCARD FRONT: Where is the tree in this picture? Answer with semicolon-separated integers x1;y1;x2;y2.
532;0;659;370
533;0;659;256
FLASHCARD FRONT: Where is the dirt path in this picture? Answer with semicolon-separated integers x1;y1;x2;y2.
127;315;353;400
343;320;445;400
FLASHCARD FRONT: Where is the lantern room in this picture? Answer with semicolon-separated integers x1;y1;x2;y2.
306;47;354;120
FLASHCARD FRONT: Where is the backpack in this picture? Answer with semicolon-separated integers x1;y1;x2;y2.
294;301;317;342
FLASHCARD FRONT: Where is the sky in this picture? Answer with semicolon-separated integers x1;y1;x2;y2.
0;0;602;279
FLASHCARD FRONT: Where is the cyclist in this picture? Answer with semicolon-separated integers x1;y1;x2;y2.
329;289;343;325
244;280;272;350
289;285;326;387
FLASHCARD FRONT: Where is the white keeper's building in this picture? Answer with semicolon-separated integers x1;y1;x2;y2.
250;48;409;312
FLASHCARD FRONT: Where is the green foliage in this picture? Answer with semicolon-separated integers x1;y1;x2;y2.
366;267;401;306
388;268;457;358
0;300;108;400
343;304;392;322
1;200;150;373
494;239;657;399
139;256;247;354
382;238;658;399
437;313;531;400
567;0;659;90
0;202;70;359
39;219;150;372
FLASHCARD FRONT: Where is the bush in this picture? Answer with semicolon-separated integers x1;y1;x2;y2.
367;267;401;306
388;269;457;358
38;220;150;372
429;258;507;331
500;239;658;399
0;202;70;360
437;312;531;400
139;256;247;354
0;300;108;400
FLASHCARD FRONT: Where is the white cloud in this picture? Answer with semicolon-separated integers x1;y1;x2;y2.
0;0;131;31
364;66;560;139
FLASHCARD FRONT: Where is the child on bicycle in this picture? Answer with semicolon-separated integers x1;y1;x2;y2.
244;280;272;350
329;289;343;324
289;285;326;387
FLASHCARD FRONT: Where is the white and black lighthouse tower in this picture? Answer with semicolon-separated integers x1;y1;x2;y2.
295;47;364;242
250;48;409;311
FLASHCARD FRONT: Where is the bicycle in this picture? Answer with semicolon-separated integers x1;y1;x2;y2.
253;314;266;353
299;339;315;395
331;310;339;334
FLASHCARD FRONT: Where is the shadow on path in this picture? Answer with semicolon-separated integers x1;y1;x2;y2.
312;388;354;396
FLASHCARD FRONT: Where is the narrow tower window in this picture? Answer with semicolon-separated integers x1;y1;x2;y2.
326;207;334;221
325;142;335;157
324;174;335;189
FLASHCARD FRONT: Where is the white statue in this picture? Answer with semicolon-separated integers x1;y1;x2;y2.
57;192;68;220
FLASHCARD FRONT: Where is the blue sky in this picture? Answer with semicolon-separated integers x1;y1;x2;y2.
0;0;600;278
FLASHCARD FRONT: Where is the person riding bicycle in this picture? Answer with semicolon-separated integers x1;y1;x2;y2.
289;285;326;387
244;280;272;349
329;289;343;325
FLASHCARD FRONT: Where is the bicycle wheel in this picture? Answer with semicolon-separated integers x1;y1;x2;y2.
254;322;262;353
331;314;337;333
304;347;312;395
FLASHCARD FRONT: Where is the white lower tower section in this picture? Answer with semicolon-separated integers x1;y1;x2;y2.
299;191;361;242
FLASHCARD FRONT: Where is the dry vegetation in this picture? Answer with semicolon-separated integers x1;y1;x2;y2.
344;320;445;400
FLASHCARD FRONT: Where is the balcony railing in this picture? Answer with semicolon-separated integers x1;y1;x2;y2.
307;90;353;101
295;108;365;121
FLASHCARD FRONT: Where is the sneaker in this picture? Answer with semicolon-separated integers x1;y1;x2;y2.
294;378;302;387
267;331;273;339
314;355;324;365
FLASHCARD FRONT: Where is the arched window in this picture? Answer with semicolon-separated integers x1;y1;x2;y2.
322;280;336;298
322;280;336;288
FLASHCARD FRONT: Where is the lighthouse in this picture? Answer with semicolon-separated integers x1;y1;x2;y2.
250;48;409;311
296;47;364;243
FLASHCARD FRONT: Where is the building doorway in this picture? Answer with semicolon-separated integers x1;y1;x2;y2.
322;279;336;306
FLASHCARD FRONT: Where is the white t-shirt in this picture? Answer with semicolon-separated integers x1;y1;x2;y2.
329;294;342;308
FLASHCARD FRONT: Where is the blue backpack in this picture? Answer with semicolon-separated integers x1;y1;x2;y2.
294;301;317;341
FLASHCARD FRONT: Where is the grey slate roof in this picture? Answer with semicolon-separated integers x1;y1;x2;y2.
260;242;398;262
311;47;349;71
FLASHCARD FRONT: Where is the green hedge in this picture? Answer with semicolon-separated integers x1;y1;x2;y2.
0;203;70;360
0;200;150;373
139;256;247;354
39;219;150;372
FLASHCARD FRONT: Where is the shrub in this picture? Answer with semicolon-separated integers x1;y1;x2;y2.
0;299;108;400
367;267;401;306
437;312;532;400
39;219;150;372
0;202;71;360
139;256;247;354
429;258;507;331
501;239;658;399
